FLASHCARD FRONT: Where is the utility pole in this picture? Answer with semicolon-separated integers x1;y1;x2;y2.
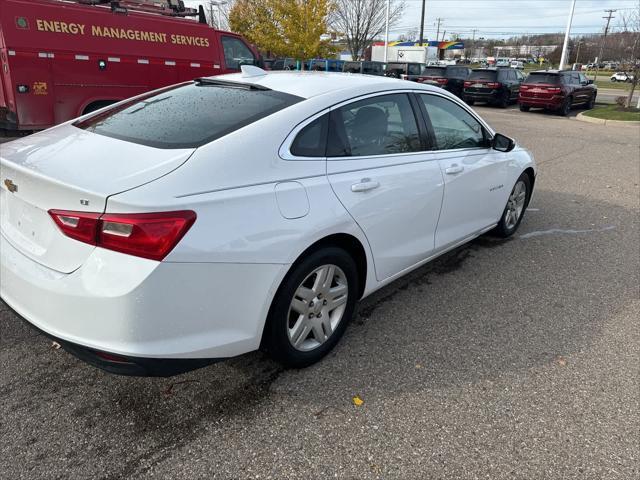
469;28;478;61
418;0;426;46
559;0;577;70
574;40;582;63
435;18;443;60
594;9;615;80
384;0;390;63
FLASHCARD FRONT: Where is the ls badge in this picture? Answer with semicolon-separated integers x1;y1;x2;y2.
4;178;18;193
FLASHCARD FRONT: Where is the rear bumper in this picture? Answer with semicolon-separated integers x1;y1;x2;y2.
0;232;288;372
464;91;499;101
518;95;564;109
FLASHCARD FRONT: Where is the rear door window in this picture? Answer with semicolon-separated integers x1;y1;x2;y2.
327;94;421;157
221;36;255;70
75;83;301;149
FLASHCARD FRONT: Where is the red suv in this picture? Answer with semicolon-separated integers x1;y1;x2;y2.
518;70;597;116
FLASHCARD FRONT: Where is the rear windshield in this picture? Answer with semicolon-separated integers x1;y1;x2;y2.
421;67;446;76
74;82;302;149
469;70;497;81
445;66;469;78
524;73;560;85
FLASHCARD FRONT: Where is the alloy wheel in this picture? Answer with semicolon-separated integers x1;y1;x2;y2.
287;264;349;352
504;180;527;229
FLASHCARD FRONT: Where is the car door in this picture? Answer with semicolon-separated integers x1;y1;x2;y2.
417;93;509;249
326;92;445;281
569;72;585;104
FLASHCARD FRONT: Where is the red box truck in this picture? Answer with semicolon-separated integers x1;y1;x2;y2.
0;0;260;131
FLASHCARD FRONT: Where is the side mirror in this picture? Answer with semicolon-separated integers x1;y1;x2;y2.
492;133;515;152
587;79;594;85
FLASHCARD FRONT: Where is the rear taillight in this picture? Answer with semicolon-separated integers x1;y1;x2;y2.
486;82;501;88
49;210;101;244
520;85;530;90
436;78;449;84
464;81;472;87
48;210;196;261
546;87;562;94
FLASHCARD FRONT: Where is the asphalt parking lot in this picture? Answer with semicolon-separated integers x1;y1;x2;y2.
1;108;639;479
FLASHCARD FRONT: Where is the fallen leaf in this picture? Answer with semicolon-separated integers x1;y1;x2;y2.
352;395;364;407
555;355;567;366
51;341;61;350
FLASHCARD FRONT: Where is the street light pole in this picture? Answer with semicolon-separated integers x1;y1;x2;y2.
559;0;577;70
384;0;390;63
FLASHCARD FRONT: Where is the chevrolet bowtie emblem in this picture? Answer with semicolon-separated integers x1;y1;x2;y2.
4;179;17;193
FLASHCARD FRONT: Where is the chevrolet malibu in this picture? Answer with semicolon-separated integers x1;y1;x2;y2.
0;66;536;376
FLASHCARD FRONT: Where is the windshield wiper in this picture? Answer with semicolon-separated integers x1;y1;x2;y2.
194;78;271;91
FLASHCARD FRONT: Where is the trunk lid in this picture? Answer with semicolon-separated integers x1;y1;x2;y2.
0;124;194;273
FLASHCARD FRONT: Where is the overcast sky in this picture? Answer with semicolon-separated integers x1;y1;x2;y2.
184;0;639;40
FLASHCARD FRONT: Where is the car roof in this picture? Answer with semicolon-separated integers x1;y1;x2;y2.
529;70;573;75
212;70;440;100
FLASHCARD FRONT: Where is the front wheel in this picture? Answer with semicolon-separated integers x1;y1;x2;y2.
585;94;596;110
519;104;530;112
610;78;617;82
262;248;359;368
491;173;531;238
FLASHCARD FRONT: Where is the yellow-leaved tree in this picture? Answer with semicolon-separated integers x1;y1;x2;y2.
229;0;336;61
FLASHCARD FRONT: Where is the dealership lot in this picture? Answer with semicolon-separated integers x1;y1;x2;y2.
1;109;638;479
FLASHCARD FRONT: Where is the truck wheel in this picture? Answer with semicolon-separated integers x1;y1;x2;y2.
519;104;530;112
82;101;116;115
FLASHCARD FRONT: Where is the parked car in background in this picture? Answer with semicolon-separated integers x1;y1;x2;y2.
309;59;344;72
342;61;385;76
415;65;471;98
518;70;597;116
495;57;511;67
1;67;536;375
464;68;525;107
610;72;634;82
384;62;424;80
270;58;298;71
510;61;525;70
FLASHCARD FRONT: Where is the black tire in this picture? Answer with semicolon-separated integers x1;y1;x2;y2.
490;173;531;238
465;97;475;106
610;78;617;82
262;247;359;368
558;97;571;116
82;100;116;115
519;104;530;112
498;91;509;108
585;94;596;110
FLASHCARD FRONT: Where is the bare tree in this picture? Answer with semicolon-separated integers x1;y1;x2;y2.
330;0;405;61
619;7;640;108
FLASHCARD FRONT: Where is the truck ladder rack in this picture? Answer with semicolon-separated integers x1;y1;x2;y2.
74;0;201;19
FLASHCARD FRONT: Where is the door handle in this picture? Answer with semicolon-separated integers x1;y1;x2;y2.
351;179;380;192
445;164;464;175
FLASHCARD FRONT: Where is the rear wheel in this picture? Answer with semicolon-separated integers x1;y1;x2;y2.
263;248;359;368
611;77;617;82
491;173;531;238
558;97;571;116
519;104;530;112
498;91;510;108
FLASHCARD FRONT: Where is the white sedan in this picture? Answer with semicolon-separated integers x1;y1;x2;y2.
0;66;536;376
610;72;634;82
